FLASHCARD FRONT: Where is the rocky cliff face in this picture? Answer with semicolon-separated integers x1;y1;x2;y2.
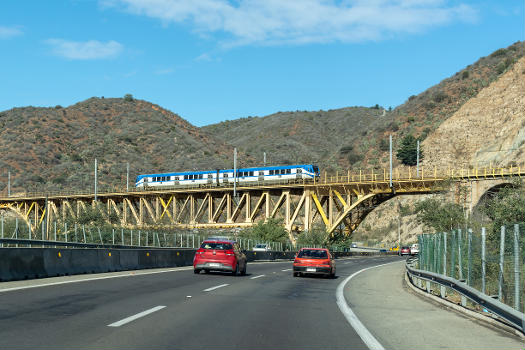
354;58;525;246
422;57;525;170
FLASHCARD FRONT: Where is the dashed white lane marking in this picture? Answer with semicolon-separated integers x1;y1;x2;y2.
108;306;166;327
203;284;229;292
335;261;398;350
250;275;265;279
281;268;292;271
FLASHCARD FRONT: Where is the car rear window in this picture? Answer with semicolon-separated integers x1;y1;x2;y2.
201;242;233;250
297;249;328;259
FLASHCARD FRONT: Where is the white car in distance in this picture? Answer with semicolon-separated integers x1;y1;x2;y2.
252;244;272;252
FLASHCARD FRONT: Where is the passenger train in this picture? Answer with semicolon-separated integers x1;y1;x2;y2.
135;164;320;188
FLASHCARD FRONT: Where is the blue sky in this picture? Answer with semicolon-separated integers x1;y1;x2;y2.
0;0;523;126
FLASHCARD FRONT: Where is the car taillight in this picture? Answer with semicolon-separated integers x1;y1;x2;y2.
195;249;205;255
225;250;235;256
293;259;300;264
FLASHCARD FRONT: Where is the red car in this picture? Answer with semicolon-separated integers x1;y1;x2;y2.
293;248;336;278
400;246;411;256
193;239;247;275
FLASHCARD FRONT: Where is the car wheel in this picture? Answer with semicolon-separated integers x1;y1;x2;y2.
293;272;299;277
240;263;247;276
194;269;200;274
204;269;210;274
232;263;239;276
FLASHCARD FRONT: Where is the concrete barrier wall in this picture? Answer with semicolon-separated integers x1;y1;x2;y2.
0;248;392;282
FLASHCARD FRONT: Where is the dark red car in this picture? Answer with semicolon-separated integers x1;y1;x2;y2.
400;246;411;256
293;248;336;278
193;239;247;275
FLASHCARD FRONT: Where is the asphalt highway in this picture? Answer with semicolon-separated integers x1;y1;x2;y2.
0;255;402;349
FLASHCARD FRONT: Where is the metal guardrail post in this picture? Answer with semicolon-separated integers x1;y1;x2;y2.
481;227;486;294
499;226;505;301
514;224;520;310
458;229;463;280
451;231;456;279
468;228;472;286
441;232;447;297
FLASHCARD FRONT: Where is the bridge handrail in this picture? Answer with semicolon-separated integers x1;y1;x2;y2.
1;166;523;200
405;258;525;334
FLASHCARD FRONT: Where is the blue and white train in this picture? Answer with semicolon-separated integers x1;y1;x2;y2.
135;164;320;188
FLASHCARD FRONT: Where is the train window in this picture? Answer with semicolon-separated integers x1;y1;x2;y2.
184;175;188;180
286;169;291;174
297;169;302;174
281;169;285;175
208;174;213;179
223;173;228;178
200;174;203;179
269;170;274;175
249;171;254;176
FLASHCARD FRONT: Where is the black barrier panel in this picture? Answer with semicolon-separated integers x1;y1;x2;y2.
0;248;47;281
0;248;381;282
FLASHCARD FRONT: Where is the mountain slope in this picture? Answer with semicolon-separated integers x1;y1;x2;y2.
353;56;525;246
0;98;236;194
203;41;524;171
422;56;525;169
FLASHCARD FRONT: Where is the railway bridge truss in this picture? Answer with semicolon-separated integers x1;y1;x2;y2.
0;167;522;243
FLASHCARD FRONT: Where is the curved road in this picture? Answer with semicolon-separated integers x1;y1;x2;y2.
0;256;520;349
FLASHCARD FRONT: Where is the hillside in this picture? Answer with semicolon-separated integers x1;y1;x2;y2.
353;54;525;247
203;41;524;171
0;98;237;194
422;56;525;169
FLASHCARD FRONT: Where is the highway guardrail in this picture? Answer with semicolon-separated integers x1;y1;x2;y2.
406;258;525;334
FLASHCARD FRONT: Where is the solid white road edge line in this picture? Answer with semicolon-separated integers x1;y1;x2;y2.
281;268;292;271
250;275;265;279
108;306;166;327
203;283;229;292
335;261;398;350
0;267;194;293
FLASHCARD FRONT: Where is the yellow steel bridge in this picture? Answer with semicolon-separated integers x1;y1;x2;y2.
0;166;522;243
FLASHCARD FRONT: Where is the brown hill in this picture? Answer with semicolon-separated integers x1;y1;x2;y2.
422;56;525;169
204;41;525;171
353;56;525;246
0;97;236;194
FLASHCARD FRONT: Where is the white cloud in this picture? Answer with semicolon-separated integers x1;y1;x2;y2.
104;0;477;46
195;53;212;61
0;26;23;39
155;67;175;74
45;39;123;60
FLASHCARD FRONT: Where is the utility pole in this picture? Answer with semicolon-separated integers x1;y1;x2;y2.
389;135;393;188
233;148;237;198
416;140;420;177
94;158;98;201
126;162;130;192
263;152;266;166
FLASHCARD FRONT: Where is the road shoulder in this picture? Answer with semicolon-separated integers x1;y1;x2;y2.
343;260;523;350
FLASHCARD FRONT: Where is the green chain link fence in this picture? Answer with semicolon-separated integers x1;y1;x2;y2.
418;223;525;313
